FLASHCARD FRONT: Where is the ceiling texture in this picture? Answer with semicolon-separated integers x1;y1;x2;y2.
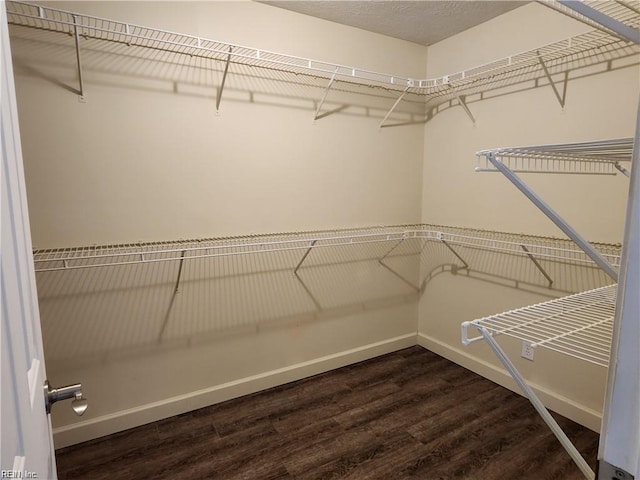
263;1;526;46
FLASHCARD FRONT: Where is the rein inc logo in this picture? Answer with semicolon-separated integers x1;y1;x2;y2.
1;471;38;478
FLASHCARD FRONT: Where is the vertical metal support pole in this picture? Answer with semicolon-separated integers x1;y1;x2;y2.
380;86;409;128
520;244;553;286
478;327;595;480
441;240;469;269
314;68;338;120
487;154;618;281
537;53;565;108
457;95;476;124
598;102;640;479
216;46;232;112
72;15;85;99
174;250;186;293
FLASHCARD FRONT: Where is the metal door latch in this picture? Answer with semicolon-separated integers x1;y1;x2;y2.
44;380;88;416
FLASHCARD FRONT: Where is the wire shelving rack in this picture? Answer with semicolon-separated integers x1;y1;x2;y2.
462;284;616;367
476;138;634;175
543;0;640;44
5;1;639;124
32;227;621;273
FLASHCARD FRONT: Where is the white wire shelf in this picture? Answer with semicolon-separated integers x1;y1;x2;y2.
476;138;634;175
543;0;640;44
32;227;621;272
462;284;617;366
6;1;638;103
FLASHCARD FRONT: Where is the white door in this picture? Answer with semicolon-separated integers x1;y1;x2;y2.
1;2;58;478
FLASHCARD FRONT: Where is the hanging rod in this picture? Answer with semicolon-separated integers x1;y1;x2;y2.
476;138;634;175
6;1;638;102
33;227;621;272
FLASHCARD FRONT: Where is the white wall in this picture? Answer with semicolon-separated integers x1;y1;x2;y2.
419;2;639;431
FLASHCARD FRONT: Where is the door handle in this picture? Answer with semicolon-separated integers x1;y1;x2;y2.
44;380;88;416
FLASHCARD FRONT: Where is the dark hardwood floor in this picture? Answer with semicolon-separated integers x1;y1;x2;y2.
56;347;598;479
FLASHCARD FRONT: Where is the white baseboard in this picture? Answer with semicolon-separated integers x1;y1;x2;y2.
53;333;417;448
54;332;602;448
417;333;602;432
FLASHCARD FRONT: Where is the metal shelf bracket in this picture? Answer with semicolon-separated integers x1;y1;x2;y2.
457;95;476;124
520;244;554;286
314;67;338;121
379;85;410;128
477;325;596;480
72;14;85;101
537;52;566;108
486;153;619;281
441;239;469;270
216;46;232;112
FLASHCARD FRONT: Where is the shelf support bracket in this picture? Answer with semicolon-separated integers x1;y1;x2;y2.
174;250;186;294
158;250;187;342
72;15;85;100
441;239;469;270
558;0;640;44
477;326;595;480
314;68;338;120
379;238;405;262
216;46;232;112
380;86;410;128
378;259;419;292
487;154;619;281
520;244;553;287
615;162;631;177
537;53;565;108
294;240;316;275
457;95;476;124
293;240;322;310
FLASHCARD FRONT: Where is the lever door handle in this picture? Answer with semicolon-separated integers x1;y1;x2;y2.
44;380;88;416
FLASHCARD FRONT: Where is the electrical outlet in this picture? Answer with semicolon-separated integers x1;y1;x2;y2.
521;341;535;361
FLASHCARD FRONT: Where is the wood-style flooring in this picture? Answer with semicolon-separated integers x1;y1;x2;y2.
55;346;599;479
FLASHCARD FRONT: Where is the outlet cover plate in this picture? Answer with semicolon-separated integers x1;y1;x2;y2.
521;341;535;361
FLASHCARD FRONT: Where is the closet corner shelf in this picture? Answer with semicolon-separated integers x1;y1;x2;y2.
462;284;617;367
6;1;639;110
475;138;634;175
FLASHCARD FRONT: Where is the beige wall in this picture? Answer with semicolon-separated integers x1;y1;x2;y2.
14;1;427;249
10;0;638;444
422;2;638;243
11;1;427;446
419;2;638;431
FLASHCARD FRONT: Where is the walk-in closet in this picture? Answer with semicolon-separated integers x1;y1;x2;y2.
2;1;639;479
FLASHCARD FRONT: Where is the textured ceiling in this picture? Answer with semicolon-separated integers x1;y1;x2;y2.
262;1;526;46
